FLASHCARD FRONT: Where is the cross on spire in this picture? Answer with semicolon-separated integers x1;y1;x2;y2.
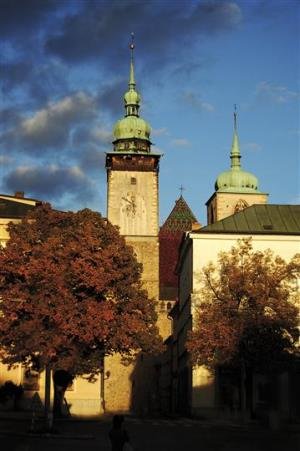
179;185;185;197
234;103;237;131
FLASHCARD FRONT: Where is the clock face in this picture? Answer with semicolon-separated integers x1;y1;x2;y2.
121;193;137;216
120;192;147;235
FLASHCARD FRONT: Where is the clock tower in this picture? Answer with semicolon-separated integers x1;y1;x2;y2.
106;38;160;300
105;38;161;413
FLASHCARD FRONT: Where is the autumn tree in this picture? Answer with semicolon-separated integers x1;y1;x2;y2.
187;239;299;413
0;204;162;417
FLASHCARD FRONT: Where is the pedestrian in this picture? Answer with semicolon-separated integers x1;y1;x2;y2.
109;414;132;451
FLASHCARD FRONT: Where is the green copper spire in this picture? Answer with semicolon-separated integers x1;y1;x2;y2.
129;33;136;90
124;32;141;117
113;34;152;153
215;108;260;193
230;105;241;170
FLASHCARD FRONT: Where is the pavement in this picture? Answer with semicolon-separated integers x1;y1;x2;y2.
0;411;299;451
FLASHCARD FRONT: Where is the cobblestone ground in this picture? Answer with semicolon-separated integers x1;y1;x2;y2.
0;416;299;451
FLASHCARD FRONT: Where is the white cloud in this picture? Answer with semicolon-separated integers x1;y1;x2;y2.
90;127;112;143
171;138;191;148
255;81;299;104
4;164;92;200
21;92;95;137
0;92;97;154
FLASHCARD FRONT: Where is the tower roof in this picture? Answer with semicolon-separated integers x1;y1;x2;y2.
113;34;151;146
161;195;199;232
159;195;199;299
215;109;260;193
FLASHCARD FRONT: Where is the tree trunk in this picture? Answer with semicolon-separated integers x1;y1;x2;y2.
52;370;73;418
44;366;53;431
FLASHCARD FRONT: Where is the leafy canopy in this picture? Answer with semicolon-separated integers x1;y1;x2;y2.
0;204;162;375
187;239;300;372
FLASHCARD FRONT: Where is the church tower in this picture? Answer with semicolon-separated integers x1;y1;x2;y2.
104;37;161;413
206;109;268;224
106;36;160;300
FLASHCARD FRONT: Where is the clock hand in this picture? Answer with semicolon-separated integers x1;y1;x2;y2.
121;196;133;205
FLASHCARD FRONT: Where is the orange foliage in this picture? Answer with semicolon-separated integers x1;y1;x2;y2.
187;239;300;372
0;204;162;376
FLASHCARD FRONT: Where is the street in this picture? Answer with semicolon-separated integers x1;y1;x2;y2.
0;417;299;451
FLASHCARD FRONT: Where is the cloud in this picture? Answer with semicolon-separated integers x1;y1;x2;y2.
255;81;299;104
0;0;60;39
72;125;111;173
0;155;13;165
171;138;191;148
1;92;97;154
171;59;212;79
44;1;242;68
0;60;68;106
183;91;215;112
97;80;126;117
0;61;32;90
0;107;22;130
3;164;94;204
79;147;107;173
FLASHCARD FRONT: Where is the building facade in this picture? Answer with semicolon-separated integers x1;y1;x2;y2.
167;114;299;421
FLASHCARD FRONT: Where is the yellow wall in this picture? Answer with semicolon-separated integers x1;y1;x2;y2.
207;192;268;224
177;232;299;415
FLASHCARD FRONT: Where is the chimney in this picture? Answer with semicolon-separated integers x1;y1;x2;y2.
15;191;24;198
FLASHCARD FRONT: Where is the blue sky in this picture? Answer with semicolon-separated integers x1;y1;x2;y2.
0;0;299;225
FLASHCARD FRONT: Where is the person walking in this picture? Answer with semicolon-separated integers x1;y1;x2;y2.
109;414;132;451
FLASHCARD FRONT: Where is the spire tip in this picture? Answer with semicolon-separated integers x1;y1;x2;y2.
233;104;237;131
130;32;135;50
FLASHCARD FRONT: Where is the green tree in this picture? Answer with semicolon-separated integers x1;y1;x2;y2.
0;204;162;418
187;239;299;413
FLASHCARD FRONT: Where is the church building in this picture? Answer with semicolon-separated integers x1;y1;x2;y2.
0;41;299;422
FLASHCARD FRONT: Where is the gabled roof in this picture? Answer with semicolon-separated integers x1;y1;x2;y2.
0;197;36;219
160;196;199;232
198;204;300;235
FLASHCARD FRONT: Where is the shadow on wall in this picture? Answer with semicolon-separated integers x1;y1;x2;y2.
130;352;161;417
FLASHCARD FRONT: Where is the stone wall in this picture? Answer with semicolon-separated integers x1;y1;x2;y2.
207;191;268;224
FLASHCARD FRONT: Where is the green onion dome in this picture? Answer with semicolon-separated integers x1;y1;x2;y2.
215;168;259;192
124;88;141;106
215;115;260;193
113;115;151;141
